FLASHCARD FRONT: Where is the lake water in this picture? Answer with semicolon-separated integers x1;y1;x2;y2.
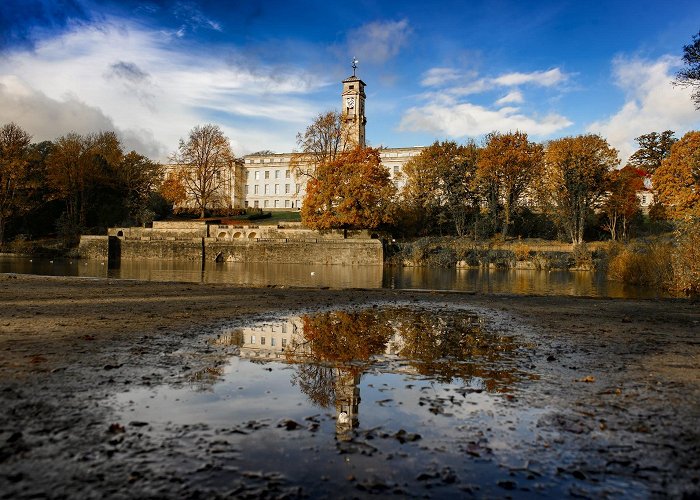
0;254;672;299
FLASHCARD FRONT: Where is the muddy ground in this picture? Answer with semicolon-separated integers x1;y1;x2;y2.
0;273;698;498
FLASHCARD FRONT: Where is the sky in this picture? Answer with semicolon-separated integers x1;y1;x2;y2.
0;0;699;162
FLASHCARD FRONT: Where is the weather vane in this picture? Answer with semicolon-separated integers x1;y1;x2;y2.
352;57;358;77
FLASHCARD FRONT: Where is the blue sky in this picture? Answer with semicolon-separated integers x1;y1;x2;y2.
1;0;699;161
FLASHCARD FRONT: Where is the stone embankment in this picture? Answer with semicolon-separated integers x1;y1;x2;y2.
78;220;383;265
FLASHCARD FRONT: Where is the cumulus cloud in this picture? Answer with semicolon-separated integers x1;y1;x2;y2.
347;19;411;65
0;20;325;159
404;66;571;138
587;55;700;162
399;100;571;137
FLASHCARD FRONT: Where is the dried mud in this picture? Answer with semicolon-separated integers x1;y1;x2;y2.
0;274;698;498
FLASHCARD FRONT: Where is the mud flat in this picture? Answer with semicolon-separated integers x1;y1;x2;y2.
0;274;698;498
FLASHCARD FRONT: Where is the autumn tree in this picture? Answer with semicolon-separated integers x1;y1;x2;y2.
652;130;700;219
674;30;700;109
291;111;352;179
400;140;480;236
46;131;123;236
301;147;396;234
0;123;32;244
628;131;676;174
601;165;645;241
476;131;544;238
171;124;235;218
539;134;618;245
159;170;187;210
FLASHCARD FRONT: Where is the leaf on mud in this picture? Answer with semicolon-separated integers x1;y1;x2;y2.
578;375;596;383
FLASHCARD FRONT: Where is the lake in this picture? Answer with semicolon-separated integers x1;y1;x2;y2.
0;254;671;299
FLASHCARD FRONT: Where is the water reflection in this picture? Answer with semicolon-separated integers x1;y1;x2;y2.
0;254;675;298
223;308;528;440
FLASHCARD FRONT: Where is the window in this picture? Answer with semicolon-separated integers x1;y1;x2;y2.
265;171;270;179
254;171;260;181
244;201;249;208
274;200;279;208
281;338;287;348
274;184;280;194
393;166;399;174
264;184;269;194
254;200;259;208
282;323;287;333
250;335;256;344
245;185;249;194
261;337;265;345
284;200;290;208
246;171;250;180
264;200;269;208
296;184;301;193
275;170;280;179
285;184;290;194
271;338;276;347
254;185;259;194
285;170;290;179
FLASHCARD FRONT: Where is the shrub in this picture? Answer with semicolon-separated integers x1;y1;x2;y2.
672;219;700;296
572;242;593;269
513;242;531;261
607;240;674;288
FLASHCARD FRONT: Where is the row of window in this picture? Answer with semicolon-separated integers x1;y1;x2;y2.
248;169;291;181
245;184;302;195
244;200;299;208
249;335;287;347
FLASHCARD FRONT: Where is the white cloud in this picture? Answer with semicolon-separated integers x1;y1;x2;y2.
421;67;462;87
404;66;571;138
0;20;325;159
587;55;700;162
495;90;524;106
399;100;572;137
347;19;411;65
493;68;567;87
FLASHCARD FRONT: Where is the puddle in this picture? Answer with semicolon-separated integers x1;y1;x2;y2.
110;306;574;496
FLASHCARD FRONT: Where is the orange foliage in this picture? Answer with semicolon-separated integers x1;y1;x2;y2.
652;131;700;219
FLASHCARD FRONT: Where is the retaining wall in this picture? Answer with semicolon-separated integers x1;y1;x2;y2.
78;236;109;260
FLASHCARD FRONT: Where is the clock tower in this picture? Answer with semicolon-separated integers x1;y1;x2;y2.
341;58;366;148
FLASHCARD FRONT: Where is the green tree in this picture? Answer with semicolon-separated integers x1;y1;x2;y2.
652;130;700;219
0;123;33;244
171;124;235;218
401;140;480;236
117;151;162;225
477;131;544;238
628;131;676;174
301;147;396;233
674;30;700;109
540;135;618;245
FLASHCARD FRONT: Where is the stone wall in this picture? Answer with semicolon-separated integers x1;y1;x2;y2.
78;236;109;260
205;239;382;265
116;238;203;261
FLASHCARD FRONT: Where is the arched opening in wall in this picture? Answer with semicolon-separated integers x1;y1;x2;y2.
248;232;257;239
370;233;379;239
117;230;124;237
218;232;227;239
233;232;242;238
215;252;224;263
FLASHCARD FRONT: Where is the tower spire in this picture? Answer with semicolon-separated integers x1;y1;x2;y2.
351;57;358;77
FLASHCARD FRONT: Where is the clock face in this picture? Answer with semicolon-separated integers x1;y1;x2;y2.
346;97;355;109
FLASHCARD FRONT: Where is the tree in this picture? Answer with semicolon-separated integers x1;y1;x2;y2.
291;111;352;179
46;131;124;236
652;131;700;219
401;140;480;236
0;123;32;244
171;124;235;218
159;170;187;210
628;131;676;174
301;147;396;233
540;134;618;245
117;151;162;225
476;131;544;238
602;165;645;241
674;30;700;109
